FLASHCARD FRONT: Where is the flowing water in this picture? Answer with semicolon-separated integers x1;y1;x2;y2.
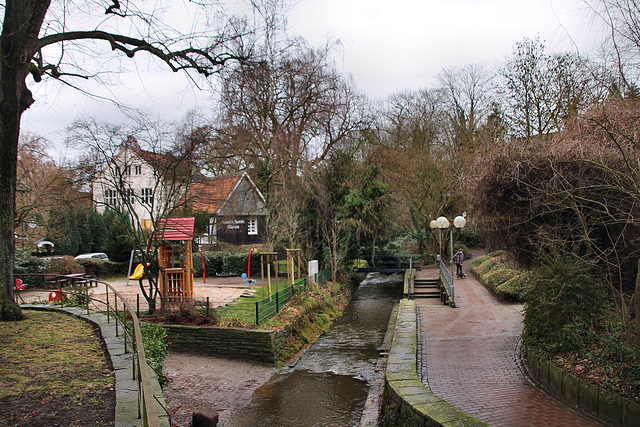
226;273;402;427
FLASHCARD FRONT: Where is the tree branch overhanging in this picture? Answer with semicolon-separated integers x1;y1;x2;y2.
34;31;247;78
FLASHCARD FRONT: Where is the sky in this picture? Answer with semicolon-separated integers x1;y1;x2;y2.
20;0;600;159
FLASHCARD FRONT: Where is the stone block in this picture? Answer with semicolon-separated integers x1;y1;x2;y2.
622;396;640;427
539;360;550;386
578;378;599;414
599;388;621;424
548;363;563;393
562;371;579;403
192;408;219;427
415;401;470;425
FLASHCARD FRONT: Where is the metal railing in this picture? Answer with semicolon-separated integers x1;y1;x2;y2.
358;254;423;271
15;274;162;427
439;260;455;307
216;268;331;325
404;268;415;298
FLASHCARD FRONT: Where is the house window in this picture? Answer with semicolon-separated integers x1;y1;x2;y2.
247;218;258;235
141;188;153;205
104;189;117;205
125;188;136;204
134;165;142;175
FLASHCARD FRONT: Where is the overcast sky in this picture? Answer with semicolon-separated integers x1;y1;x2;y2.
21;0;599;159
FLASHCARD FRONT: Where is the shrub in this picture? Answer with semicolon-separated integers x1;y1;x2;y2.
14;249;46;275
483;267;519;290
140;322;170;385
496;271;532;301
77;259;128;278
45;256;82;274
222;253;251;275
470;254;490;269
472;257;497;278
523;257;607;355
193;251;262;278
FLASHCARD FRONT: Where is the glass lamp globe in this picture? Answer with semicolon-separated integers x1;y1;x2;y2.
453;215;466;229
436;216;450;229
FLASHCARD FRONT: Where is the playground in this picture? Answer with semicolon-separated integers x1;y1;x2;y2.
16;274;255;312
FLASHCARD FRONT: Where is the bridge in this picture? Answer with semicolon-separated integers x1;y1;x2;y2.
356;255;455;306
356;254;422;273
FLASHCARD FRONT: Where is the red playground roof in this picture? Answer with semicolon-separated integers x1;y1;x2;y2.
155;217;196;241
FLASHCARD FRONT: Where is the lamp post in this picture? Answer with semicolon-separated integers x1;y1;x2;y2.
430;214;467;277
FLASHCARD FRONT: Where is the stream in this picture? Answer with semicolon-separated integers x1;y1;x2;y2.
225;272;401;426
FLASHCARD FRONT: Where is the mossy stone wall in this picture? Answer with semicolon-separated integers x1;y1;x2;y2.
162;324;293;364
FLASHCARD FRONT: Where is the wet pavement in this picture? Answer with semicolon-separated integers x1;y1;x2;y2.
415;254;608;426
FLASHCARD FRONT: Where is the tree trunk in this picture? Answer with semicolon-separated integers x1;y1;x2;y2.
0;0;51;321
636;258;640;336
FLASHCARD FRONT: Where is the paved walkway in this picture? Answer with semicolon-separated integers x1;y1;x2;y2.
415;256;608;426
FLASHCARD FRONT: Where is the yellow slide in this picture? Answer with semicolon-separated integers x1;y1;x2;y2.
129;263;144;280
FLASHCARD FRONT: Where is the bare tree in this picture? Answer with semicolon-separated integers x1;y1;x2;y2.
368;89;463;255
0;0;255;320
15;135;75;245
472;97;640;335
585;0;640;90
207;39;363;197
70;117;204;313
498;37;598;140
437;63;494;152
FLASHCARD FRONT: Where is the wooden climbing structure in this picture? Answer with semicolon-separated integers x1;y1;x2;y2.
155;217;196;300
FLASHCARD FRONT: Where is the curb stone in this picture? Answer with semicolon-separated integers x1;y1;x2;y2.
383;299;489;427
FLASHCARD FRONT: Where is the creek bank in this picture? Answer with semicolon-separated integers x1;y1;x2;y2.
161;280;352;364
162;278;355;426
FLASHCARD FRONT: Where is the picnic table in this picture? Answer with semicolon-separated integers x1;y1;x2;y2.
61;273;98;287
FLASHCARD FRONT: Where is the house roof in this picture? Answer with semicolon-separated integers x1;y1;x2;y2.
184;175;242;214
155;217;196;241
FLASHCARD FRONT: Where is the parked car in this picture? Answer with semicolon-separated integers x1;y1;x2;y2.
75;252;109;261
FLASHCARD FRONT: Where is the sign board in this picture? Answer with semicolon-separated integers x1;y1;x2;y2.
308;260;319;284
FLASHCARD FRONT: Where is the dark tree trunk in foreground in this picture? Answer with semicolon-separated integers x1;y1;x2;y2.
0;0;50;320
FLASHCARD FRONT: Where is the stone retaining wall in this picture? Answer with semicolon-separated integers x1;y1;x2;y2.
383;299;488;426
527;355;640;426
163;324;290;364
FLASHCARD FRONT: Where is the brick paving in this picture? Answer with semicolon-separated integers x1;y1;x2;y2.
415;255;608;426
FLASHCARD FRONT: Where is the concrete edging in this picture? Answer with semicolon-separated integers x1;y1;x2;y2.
527;354;640;426
23;305;169;427
383;299;489;426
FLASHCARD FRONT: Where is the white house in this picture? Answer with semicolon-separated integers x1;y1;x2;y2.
92;143;189;227
92;141;267;245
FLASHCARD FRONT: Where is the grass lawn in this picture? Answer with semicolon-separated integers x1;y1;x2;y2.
0;309;115;426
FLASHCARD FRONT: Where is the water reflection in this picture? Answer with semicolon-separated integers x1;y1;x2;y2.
229;371;368;427
226;273;401;426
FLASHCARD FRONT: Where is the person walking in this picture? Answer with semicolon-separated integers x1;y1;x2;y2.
453;248;465;278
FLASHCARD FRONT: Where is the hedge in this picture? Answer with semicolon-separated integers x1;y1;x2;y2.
471;251;528;302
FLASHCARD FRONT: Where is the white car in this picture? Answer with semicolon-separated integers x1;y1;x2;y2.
75;252;109;261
